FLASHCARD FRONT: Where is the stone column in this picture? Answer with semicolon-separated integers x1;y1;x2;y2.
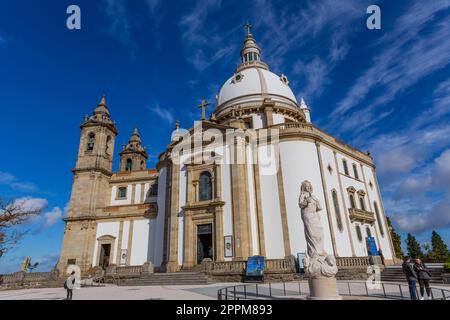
230;135;251;260
183;210;194;268
166;164;180;272
215;207;225;262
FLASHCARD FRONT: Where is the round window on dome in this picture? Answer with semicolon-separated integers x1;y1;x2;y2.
232;73;244;83
280;74;289;85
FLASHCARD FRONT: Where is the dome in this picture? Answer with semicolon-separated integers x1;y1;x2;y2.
217;67;298;108
215;22;298;111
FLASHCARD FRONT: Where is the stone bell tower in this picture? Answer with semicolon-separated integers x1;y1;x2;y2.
58;95;118;274
119;127;148;172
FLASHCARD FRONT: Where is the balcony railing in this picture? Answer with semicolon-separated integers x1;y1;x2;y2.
348;208;375;223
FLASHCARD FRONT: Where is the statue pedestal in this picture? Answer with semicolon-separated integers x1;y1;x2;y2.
307;277;342;300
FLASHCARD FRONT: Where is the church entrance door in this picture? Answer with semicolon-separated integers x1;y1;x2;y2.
197;224;213;264
99;243;111;269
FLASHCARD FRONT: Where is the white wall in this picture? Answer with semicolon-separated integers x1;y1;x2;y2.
247;145;259;256
92;221;120;266
279;140;333;258
319;145;353;257
272;113;285;125
251;113;264;129
363;165;393;260
130;219;150;265
258;144;285;259
134;184;142;204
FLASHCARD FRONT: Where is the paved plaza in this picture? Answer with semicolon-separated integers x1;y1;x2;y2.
0;281;449;300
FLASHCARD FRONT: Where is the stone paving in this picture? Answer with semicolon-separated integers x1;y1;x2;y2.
0;280;448;300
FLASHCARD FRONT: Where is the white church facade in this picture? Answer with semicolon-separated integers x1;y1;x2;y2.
58;26;396;275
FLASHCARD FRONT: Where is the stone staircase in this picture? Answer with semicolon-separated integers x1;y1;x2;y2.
115;272;209;286
381;264;444;283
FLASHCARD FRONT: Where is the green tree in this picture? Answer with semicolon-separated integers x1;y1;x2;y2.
428;230;450;262
386;216;404;259
406;233;424;259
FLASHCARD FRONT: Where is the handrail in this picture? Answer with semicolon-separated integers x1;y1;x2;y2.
217;280;450;300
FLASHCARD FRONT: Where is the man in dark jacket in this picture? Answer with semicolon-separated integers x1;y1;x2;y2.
402;256;418;300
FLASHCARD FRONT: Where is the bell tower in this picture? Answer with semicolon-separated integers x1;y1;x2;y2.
119;127;148;172
58;95;118;274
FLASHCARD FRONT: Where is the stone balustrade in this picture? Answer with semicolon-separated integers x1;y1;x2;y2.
336;256;371;268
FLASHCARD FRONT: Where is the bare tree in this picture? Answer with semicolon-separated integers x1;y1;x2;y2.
0;197;44;258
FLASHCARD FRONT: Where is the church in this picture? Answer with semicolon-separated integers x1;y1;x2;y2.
57;25;396;275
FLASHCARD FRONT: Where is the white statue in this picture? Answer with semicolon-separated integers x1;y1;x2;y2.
299;180;338;278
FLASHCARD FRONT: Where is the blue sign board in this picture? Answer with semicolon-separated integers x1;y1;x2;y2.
246;256;265;277
366;236;379;256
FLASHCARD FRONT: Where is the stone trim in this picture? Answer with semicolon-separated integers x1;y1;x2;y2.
126;220;134;266
316;142;338;256
275;144;291;257
116;221;124;265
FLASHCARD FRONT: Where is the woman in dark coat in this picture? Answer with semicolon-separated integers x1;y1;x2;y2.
413;258;432;300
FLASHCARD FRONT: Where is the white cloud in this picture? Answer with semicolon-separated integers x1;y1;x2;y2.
43;207;62;227
331;1;450;133
148;104;174;124
12;197;48;212
104;0;136;56
0;171;39;193
179;0;238;70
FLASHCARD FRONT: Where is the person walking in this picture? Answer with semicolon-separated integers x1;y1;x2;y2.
414;258;432;300
64;271;76;300
402;256;418;300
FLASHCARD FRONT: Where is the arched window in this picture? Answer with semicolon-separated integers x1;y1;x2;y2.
366;227;372;237
125;159;132;171
359;196;366;211
87;132;95;151
349;194;356;209
331;190;343;231
356;225;362;242
353;163;359;180
374;201;384;236
199;171;212;201
343;159;349;175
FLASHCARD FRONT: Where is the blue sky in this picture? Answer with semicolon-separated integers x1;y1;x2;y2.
0;0;449;273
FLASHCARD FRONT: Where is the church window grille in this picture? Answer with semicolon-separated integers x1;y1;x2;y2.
87;132;95;151
126;159;132;171
353;163;359;180
199;171;213;201
356;225;362;242
374;201;384;236
117;187;127;199
332;190;343;232
343;159;349;175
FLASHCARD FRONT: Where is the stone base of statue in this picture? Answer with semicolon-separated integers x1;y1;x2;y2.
307;277;342;300
303;254;341;300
